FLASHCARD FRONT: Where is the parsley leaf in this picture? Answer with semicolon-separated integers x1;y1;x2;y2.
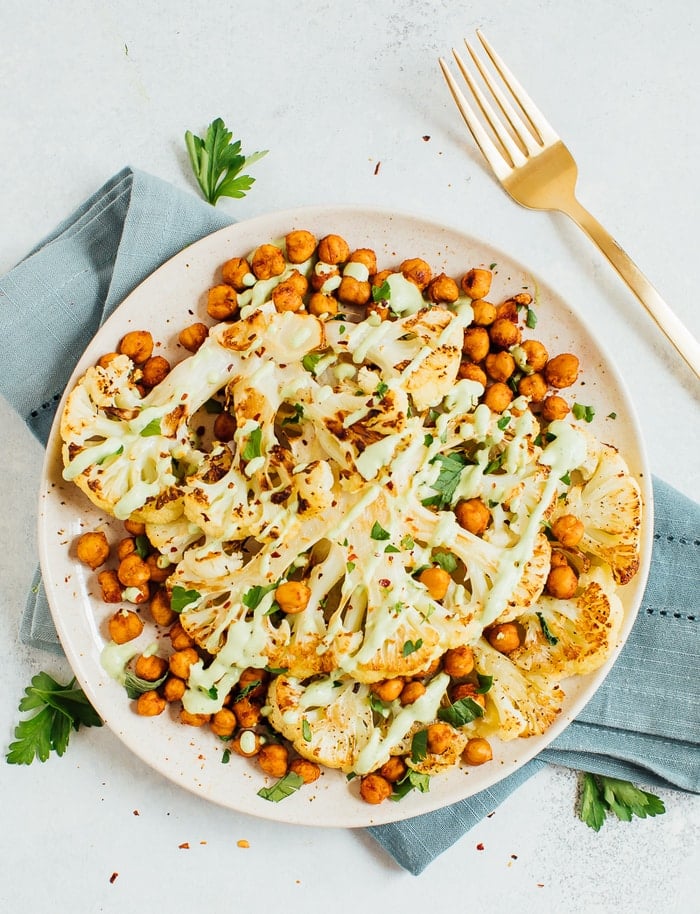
257;770;305;802
437;696;485;726
526;307;538;329
302;718;312;742
371;279;391;303
536;611;559;645
391;769;431;800
6;673;102;765
578;773;665;831
170;585;201;613
139;417;162;437
572;402;596;423
185;117;267;206
374;381;389;400
370;521;391;541
123;668;168;700
242;426;263;461
402;638;424;656
301;352;323;373
281;403;305;426
242;582;277;610
422;452;469;509
134;535;150;559
411;729;429;763
433;551;457;573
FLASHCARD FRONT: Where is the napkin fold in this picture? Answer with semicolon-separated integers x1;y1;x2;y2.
2;168;698;876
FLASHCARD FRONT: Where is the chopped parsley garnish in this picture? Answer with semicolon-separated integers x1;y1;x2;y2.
302;352;323;373
257;770;305;802
302;718;312;742
369;694;392;717
242;426;263;460
124;668;168;700
374;381;389;399
170;585;201;613
422;452;469;509
525;307;538;329
437;696;485;726
401;535;415;550
411;729;429;763
497;415;511;430
607;411;617;420
391;769;431;800
371;279;391;303
139;418;162;437
384;544;400;554
281;403;304;426
484;452;504;475
402;638;423;656
207;686;219;700
346;560;356;573
536;612;559;645
559;471;571;486
96;445;123;465
572;403;596;423
242;582;277;610
433;551;457;573
370;521;391;541
134;534;150;559
221;748;231;764
204;397;224;414
233;679;262;702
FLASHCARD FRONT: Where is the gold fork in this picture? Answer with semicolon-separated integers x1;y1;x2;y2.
439;31;700;379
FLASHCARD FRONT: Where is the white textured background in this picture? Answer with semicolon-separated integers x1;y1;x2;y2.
1;1;698;911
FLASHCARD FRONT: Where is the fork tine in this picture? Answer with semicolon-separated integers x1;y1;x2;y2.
439;56;512;181
475;30;559;146
450;48;527;170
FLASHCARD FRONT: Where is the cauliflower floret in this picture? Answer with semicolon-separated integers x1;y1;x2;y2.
508;567;625;678
473;638;564;739
267;674;374;772
557;440;642;584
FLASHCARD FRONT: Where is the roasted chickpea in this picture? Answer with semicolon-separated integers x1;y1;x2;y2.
308;292;338;317
483;381;513;413
168;647;200;680
359;773;392;804
76;531;110;570
400;680;426;705
462;326;490;362
426;273;460;303
221;256;253;291
169;621;194;649
454;498;491;537
457;361;488;386
150;588;176;627
258;743;289;778
117;553;151;587
550;550;569;568
518;372;548;402
461;268;492;300
546;563;579;599
544;353;579;389
275;581;311;614
272;284;304;313
310;263;340;292
541;395;570;421
136;690;166;717
463;737;493;766
213;411;236;442
123;519;146;536
449;682;486;708
119;330;153;364
290;758;321;784
486;622;522;653
210;708;237;738
251;243;286;279
116;537;136;562
366;301;390;321
379;756;407;783
418;566;451;601
426;722;453;755
370;678;405;702
337;275;371;305
163;675;186;703
123;581;150;605
144;556;170;586
348;248;377;274
232;697;262;729
98;569;123;603
400;257;432;290
140;355;171;387
443;645;475;679
285;230;317;264
206;284;239;320
96;352;120;369
134;653;168;681
485;350;516;382
489;317;521;349
551;514;585;548
178;322;208;353
108;609;144;644
180;709;210;727
317;234;350;265
471;299;498;326
521;339;549;372
231;730;262;757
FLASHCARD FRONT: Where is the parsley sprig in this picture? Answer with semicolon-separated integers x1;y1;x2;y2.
6;672;102;765
185;117;267;206
579;773;665;831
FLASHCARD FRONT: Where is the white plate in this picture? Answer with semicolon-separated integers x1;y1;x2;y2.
38;205;653;827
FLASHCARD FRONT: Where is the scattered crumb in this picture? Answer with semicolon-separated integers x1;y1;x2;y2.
511;854;518;859
374;161;381;175
422;135;431;141
237;839;250;849
178;842;190;849
537;883;545;888
487;812;495;818
200;841;207;845
133;810;140;816
109;873;118;884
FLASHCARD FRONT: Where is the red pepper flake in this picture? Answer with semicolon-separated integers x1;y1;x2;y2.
178;842;190;849
476;842;485;851
109;873;118;884
422;135;431;141
374;161;381;175
511;854;518;859
379;578;391;588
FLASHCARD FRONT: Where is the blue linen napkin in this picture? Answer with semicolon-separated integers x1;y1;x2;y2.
1;168;698;875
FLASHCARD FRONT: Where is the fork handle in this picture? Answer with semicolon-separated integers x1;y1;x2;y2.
562;198;700;379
